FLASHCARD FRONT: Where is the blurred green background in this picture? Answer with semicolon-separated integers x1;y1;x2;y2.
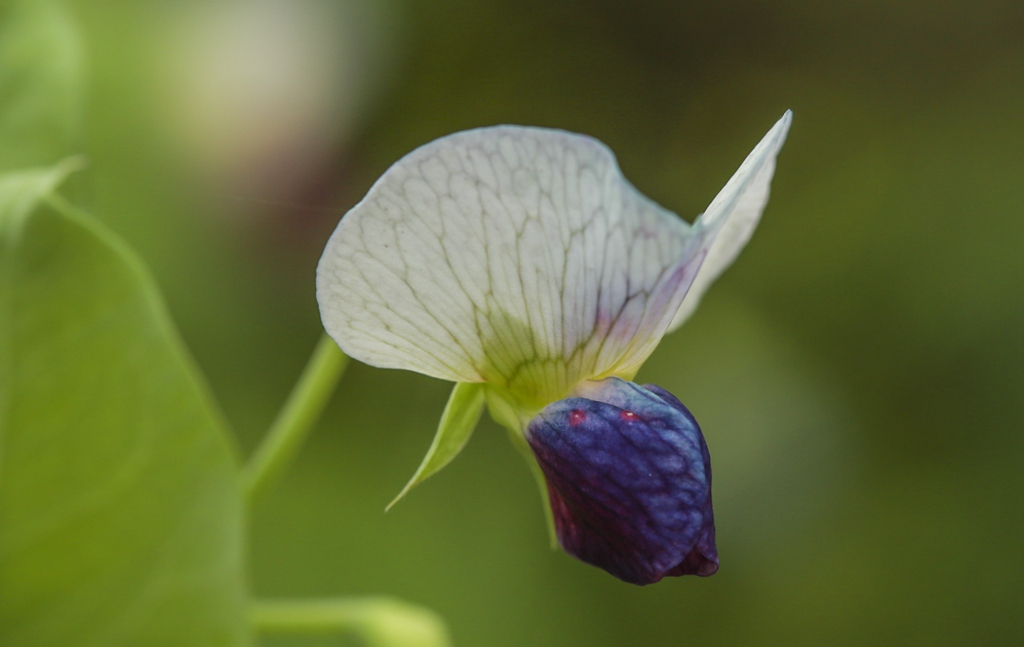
55;0;1024;644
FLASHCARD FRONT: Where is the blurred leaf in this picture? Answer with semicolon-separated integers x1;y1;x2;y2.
0;0;84;170
388;381;485;510
0;166;252;646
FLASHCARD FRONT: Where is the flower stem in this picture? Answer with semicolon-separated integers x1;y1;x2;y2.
243;333;348;503
251;597;450;647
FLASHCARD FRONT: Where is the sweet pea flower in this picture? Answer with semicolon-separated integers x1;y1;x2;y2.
317;112;791;585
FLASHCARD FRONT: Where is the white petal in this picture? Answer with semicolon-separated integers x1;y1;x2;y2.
668;111;792;331
317;126;708;406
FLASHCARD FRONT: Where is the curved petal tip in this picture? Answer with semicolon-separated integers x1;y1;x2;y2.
669;111;792;331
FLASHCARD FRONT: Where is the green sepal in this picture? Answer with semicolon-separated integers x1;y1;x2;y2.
483;386;558;549
387;381;485;510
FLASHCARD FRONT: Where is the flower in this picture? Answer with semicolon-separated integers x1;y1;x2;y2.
528;377;717;584
316;112;791;584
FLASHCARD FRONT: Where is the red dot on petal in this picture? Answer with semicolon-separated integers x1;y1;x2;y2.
620;410;638;421
569;409;587;426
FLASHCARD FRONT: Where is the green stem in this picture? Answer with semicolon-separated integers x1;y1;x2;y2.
243;333;348;503
252;597;450;646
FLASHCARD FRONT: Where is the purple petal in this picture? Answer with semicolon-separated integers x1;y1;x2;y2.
526;378;717;585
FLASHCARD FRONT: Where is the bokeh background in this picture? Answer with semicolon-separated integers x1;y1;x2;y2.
62;0;1024;644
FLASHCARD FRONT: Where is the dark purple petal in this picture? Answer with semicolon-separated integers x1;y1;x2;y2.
526;378;717;585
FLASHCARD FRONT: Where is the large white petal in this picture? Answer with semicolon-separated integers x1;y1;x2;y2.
317;126;708;406
668;111;792;331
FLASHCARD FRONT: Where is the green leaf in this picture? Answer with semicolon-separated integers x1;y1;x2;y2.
0;167;252;646
0;0;84;171
387;381;485;510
